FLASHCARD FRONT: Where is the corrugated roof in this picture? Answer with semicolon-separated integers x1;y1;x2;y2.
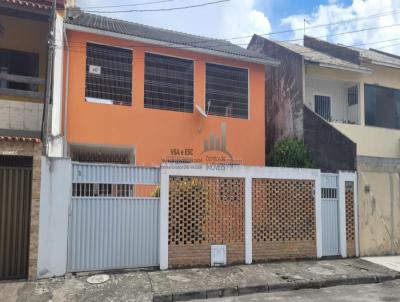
273;40;371;73
65;10;279;66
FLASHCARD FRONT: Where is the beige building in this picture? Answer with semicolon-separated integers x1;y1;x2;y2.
249;35;400;256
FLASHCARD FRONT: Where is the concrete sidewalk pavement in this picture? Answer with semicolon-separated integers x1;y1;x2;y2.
363;256;400;272
1;259;399;302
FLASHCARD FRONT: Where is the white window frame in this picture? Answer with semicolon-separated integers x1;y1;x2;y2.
204;61;250;120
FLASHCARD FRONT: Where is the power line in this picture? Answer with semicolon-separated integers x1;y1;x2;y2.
67;7;400;48
83;0;230;14
55;36;400;59
226;8;400;42
60;21;400;52
77;0;176;10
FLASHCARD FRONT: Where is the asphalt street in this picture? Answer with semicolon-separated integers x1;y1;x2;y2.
200;279;400;302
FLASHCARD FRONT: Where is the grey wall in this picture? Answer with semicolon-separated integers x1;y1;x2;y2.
37;157;71;279
248;35;304;162
303;106;357;172
304;36;360;65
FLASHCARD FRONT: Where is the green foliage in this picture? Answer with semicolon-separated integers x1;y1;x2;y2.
269;138;313;168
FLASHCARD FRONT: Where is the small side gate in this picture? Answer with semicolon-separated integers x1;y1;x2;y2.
67;163;160;272
320;173;340;257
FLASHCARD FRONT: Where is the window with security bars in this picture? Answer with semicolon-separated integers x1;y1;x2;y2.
314;95;331;121
85;43;132;105
206;63;248;119
144;53;194;112
347;85;358;106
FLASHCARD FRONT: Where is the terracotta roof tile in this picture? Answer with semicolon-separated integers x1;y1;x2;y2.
0;136;41;143
0;0;64;11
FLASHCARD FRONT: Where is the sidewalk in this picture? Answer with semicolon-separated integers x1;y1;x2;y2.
1;259;399;302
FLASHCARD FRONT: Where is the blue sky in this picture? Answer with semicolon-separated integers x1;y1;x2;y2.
76;0;400;54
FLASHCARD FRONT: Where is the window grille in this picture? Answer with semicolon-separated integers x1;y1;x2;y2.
72;183;133;197
206;63;248;119
347;85;358;106
314;95;331;121
144;53;194;113
85;43;132;106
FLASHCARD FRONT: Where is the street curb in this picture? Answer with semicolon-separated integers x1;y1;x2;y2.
152;273;400;302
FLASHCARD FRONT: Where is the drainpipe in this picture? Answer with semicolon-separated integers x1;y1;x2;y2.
63;27;70;158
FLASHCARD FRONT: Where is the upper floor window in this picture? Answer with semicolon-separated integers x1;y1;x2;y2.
144;53;194;113
0;48;39;91
206;63;248;119
365;84;400;130
85;43;132;106
314;95;331;121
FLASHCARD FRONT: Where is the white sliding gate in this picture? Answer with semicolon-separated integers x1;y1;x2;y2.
67;163;160;272
321;173;340;257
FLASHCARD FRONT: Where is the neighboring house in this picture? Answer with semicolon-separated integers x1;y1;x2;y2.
0;0;68;281
249;35;400;256
54;10;278;166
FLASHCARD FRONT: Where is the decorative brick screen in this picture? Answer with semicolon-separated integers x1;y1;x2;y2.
345;181;356;257
168;176;245;267
252;179;316;261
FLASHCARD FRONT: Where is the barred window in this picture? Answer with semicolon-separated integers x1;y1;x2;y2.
85;43;132;105
144;53;194;113
206;63;248;119
314;95;331;121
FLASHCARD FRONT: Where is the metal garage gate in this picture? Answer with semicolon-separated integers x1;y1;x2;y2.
67;163;160;272
0;156;32;280
321;173;340;257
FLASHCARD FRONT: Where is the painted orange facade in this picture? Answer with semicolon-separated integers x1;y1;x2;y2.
64;30;266;166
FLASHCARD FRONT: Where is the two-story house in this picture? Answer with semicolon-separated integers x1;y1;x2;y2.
54;10;278;167
249;35;400;257
0;0;69;281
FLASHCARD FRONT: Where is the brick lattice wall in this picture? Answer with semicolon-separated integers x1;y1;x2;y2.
168;176;245;267
346;181;356;257
252;179;317;261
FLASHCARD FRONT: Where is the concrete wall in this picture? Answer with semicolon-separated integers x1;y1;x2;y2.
0;100;43;132
37;157;71;279
303;106;356;172
358;157;400;256
248;35;304;160
332;123;400;158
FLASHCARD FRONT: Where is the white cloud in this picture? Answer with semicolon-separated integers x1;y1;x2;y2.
282;0;400;54
76;0;271;45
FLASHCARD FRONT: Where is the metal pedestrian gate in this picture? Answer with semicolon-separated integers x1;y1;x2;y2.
0;157;32;280
320;173;340;257
67;163;160;272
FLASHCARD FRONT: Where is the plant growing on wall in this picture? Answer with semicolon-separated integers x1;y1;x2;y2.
269;138;313;168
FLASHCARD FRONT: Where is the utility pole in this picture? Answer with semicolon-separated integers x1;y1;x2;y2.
304;18;310;37
42;0;57;155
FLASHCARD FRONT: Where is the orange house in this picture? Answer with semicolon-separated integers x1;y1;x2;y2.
61;10;278;166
